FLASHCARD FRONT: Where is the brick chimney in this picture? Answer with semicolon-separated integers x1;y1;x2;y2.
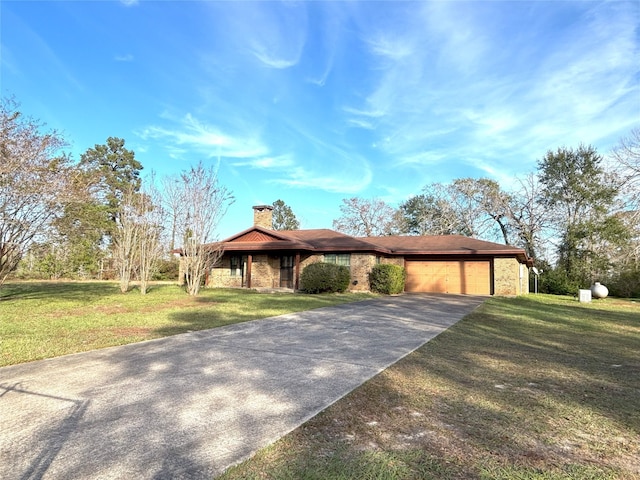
253;205;273;229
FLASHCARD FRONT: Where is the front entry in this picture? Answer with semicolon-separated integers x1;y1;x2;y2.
280;255;294;288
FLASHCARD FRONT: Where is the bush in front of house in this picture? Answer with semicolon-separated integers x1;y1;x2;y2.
369;263;406;294
300;262;350;293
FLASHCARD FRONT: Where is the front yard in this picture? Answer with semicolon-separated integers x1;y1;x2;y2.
2;283;638;479
0;281;375;366
219;294;640;480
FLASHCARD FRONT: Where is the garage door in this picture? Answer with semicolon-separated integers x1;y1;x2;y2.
405;260;491;295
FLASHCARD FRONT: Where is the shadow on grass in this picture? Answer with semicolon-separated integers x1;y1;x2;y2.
221;295;639;480
0;281;120;302
155;290;375;337
380;295;640;475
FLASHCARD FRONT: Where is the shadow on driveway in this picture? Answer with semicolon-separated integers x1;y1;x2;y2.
0;294;484;479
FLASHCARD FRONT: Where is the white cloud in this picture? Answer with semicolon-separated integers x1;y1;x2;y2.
232;155;294;169
114;54;133;62
276;165;372;194
340;0;639;186
138;113;269;159
205;2;308;70
365;32;414;61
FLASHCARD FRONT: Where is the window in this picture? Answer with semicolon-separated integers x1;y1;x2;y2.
324;253;350;267
230;256;243;277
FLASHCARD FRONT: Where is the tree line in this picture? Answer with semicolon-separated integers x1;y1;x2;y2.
2;96;638;296
331;136;640;296
1;98;236;295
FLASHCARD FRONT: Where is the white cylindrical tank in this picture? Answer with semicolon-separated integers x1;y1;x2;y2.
591;282;609;299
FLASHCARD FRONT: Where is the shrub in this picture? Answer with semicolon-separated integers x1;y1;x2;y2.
606;267;640;298
300;262;350;294
369;263;406;294
538;267;580;295
153;258;180;281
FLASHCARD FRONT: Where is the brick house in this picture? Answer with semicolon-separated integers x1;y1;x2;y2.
204;205;533;295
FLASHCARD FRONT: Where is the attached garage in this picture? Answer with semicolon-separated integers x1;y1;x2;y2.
405;260;491;295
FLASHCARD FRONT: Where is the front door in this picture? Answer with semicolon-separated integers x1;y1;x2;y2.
280;255;294;288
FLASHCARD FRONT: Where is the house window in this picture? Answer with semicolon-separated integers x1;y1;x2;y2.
230;256;243;277
324;253;350;266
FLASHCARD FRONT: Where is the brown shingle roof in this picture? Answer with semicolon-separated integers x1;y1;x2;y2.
364;235;515;252
363;235;531;263
215;227;388;253
214;227;531;263
277;229;387;252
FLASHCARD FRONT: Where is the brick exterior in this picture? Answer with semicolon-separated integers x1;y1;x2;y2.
380;256;404;267
253;205;273;229
208;253;530;295
493;257;529;295
348;253;377;291
209;254;531;295
208;256;244;288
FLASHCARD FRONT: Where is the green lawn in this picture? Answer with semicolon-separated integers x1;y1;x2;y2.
219;294;640;480
0;281;375;366
2;284;638;478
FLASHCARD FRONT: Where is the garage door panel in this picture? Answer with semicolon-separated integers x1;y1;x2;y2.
406;260;490;295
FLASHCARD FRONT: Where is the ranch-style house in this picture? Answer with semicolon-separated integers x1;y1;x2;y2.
195;205;533;295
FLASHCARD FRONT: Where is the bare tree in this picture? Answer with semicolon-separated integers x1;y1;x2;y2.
161;174;186;251
113;178;166;294
136;178;165;295
506;173;549;260
610;128;640;219
0;97;70;287
113;190;138;293
450;178;510;242
175;163;234;296
609;129;640;272
333;197;398;237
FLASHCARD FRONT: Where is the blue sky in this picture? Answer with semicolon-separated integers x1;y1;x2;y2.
2;0;639;239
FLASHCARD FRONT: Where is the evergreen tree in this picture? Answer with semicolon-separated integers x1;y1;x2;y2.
272;199;300;230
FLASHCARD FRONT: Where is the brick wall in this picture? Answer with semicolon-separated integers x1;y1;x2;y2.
349;253;377;291
380;256;404;267
253;205;273;229
251;255;278;288
208;256;244;288
493;257;528;295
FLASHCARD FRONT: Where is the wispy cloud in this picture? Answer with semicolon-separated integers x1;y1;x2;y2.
138;113;269;159
276;164;372;194
232;155;294;169
204;2;308;69
114;54;133;62
343;0;639;181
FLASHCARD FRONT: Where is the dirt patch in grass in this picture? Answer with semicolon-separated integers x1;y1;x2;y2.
136;296;215;313
105;326;156;337
43;295;215;319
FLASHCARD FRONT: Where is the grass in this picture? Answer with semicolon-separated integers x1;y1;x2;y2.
0;281;375;366
218;294;640;480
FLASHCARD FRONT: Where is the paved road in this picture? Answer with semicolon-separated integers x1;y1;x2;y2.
0;294;484;479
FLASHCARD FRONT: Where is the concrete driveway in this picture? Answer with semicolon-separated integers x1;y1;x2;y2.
0;293;484;479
